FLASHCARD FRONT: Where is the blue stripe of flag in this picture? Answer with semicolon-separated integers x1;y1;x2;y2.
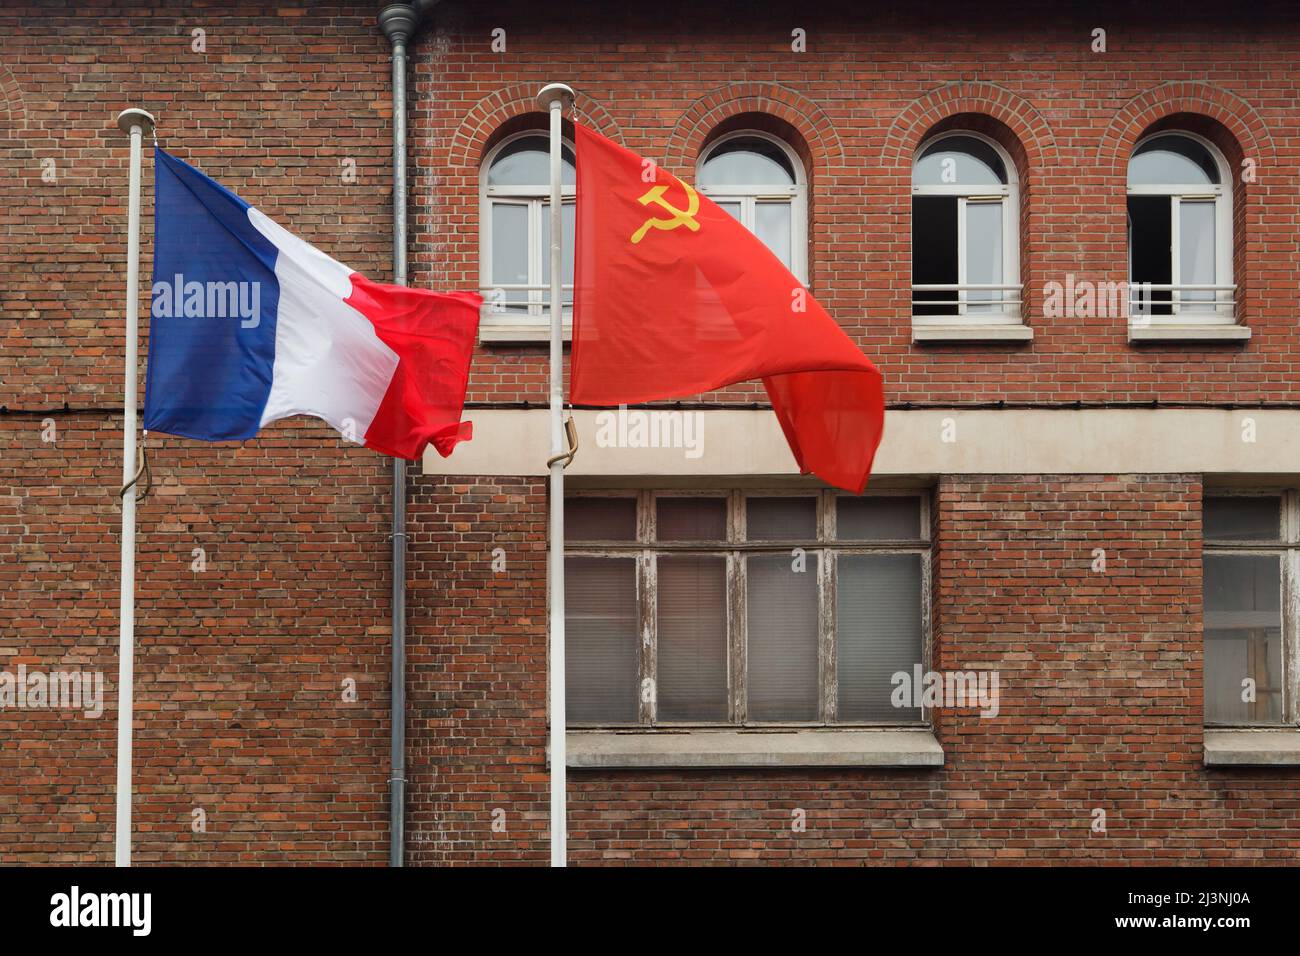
142;148;281;442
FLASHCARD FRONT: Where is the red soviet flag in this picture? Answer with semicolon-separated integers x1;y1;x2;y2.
571;124;885;493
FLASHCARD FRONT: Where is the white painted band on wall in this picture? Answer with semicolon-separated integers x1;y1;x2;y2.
424;407;1300;478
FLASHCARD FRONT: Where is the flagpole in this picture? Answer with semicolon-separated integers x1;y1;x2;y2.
114;107;154;868
537;82;574;868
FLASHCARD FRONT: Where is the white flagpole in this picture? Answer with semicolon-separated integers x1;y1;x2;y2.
114;107;154;868
537;82;574;868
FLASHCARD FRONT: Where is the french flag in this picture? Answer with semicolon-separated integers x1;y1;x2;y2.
144;149;480;460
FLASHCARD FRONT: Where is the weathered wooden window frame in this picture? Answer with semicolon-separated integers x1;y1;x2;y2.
565;488;932;729
1203;487;1300;727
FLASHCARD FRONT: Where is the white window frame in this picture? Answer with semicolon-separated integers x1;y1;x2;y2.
564;488;932;729
1127;131;1235;327
1203;488;1300;728
911;130;1022;327
478;131;575;342
697;131;809;285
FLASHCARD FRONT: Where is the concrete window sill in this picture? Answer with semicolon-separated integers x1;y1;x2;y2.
479;321;571;344
1204;728;1300;766
912;324;1034;343
565;728;944;769
1129;324;1250;343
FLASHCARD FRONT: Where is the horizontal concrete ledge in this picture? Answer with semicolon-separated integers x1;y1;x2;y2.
427;407;1300;477
1129;324;1251;342
479;320;571;344
1204;728;1300;766
565;729;944;769
912;324;1034;343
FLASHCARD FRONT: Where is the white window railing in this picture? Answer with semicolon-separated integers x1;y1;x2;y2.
911;283;1023;324
1128;282;1236;323
479;283;574;319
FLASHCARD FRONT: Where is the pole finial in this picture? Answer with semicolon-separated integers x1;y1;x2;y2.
536;83;575;111
115;108;156;137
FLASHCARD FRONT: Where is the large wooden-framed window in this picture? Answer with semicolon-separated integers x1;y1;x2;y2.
1203;491;1300;726
564;489;931;728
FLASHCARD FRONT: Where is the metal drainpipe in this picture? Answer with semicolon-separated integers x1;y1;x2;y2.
378;0;433;869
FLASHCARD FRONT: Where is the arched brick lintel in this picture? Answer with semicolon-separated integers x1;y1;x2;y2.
448;83;623;169
664;83;845;171
0;65;26;131
1097;81;1274;172
882;82;1058;171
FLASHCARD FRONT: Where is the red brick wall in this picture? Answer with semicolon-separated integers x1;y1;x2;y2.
7;2;1300;406
0;1;396;409
1;1;398;864
4;0;1300;865
926;476;1295;864
0;416;395;863
410;0;1300;863
417;0;1300;406
405;476;548;863
406;474;1300;864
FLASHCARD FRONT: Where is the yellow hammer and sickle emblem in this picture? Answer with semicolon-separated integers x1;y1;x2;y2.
630;182;701;244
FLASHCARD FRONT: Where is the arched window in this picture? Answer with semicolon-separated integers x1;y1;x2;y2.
697;132;808;283
480;131;575;338
1127;132;1233;322
911;132;1020;325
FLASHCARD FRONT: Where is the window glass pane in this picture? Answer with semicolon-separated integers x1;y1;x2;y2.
716;201;742;222
565;497;636;541
1204;497;1280;542
1204;554;1283;724
747;552;819;720
656;497;726;541
490;202;528;286
912;196;958;315
837;497;921;540
964;201;1003;313
699;137;795;186
656;556;729;721
487;137;575;187
746;496;816;540
1178;200;1216;311
913;135;1007;187
540;200;575;307
1127;196;1173;315
837;554;923;722
565;556;638;723
755;202;792;270
1128;134;1219;187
